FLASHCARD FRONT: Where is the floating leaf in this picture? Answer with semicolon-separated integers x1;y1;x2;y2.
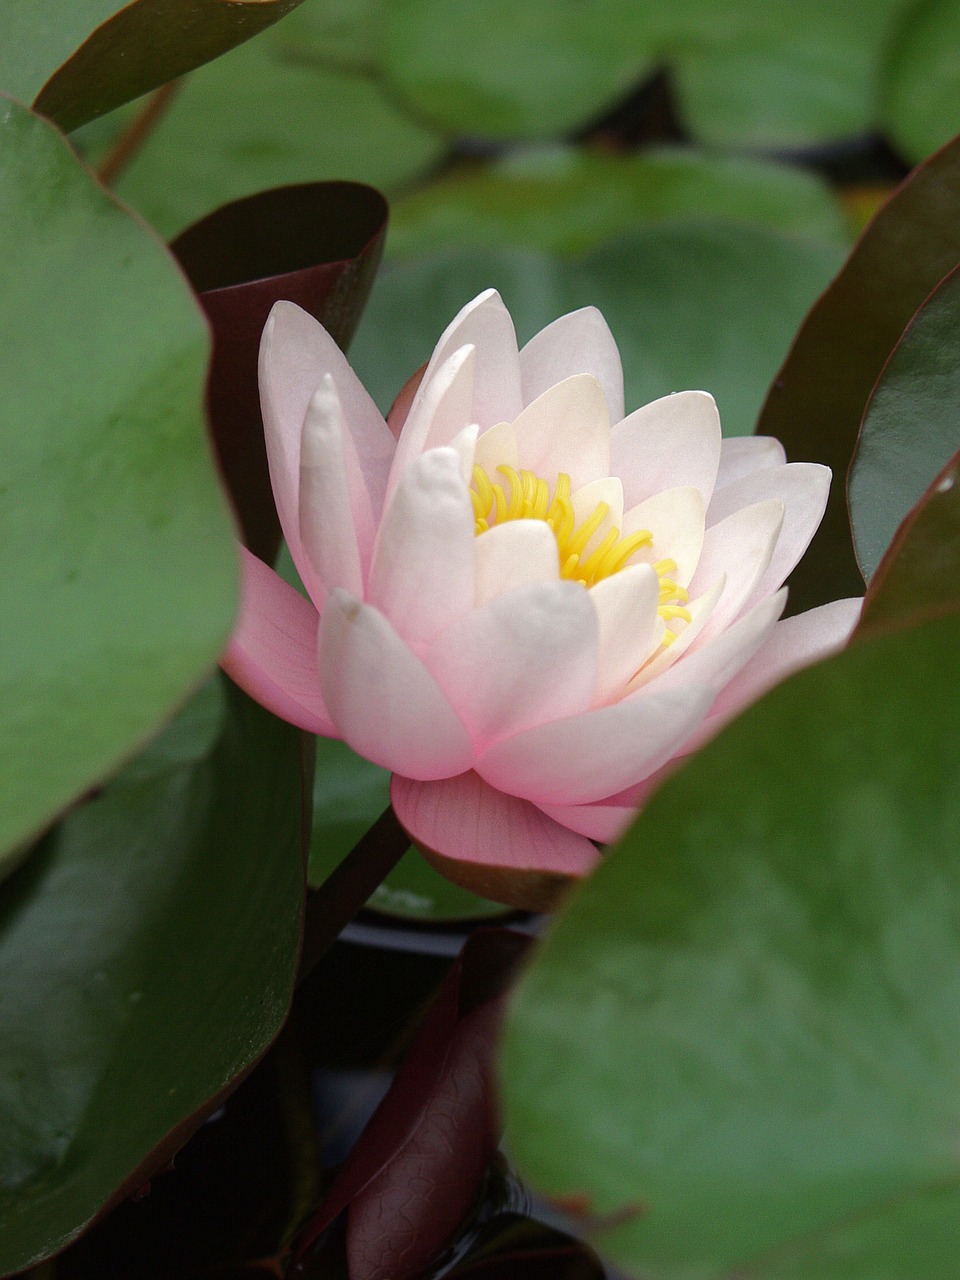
849;263;960;581
503;612;960;1279
0;97;236;874
0;682;305;1274
755;133;960;613
882;0;960;164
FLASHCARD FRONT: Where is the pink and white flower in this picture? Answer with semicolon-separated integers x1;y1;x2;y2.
223;290;861;908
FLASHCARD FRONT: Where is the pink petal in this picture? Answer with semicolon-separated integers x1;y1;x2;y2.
424;581;598;749
692;596;863;743
259;303;395;590
392;772;601;877
519;306;624;423
715;435;786;489
476;680;715;806
318;591;474;780
513;374;611;490
589;564;662;704
368;448;476;649
386;344;477;500
475;520;560;605
706;463;831;611
686;499;785;645
405;289;522;434
537;799;637;844
611;391;722;509
221;545;334;736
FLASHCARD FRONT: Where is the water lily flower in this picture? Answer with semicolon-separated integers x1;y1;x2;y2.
223;290;861;909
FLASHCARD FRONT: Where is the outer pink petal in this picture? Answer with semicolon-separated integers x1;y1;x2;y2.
391;772;601;877
299;380;366;598
368;448;476;649
221;545;335;736
424;581;598;749
318;590;474;780
714;435;786;489
706;463;830;612
259;303;395;592
385;344;477;501
537;799;637;844
689;596;863;746
611;391;722;509
404;289;522;433
476;681;715;806
513;374;611;490
519;306;625;423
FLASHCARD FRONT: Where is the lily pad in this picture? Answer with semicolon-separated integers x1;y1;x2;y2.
503;611;960;1278
0;681;305;1274
387;147;850;260
0;98;237;873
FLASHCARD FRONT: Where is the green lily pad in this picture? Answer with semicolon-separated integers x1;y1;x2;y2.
503;611;960;1278
351;227;843;438
0;680;305;1274
0;98;237;874
387;147;850;260
849;264;960;582
1;0;303;132
113;30;445;240
882;0;960;164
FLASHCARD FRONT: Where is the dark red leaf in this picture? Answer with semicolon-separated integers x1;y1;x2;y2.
171;181;388;563
294;929;532;1280
754;134;960;613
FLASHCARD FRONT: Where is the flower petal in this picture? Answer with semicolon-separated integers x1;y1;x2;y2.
537;799;636;844
513;374;611;490
625;574;726;688
686;498;785;643
221;545;334;736
392;772;601;907
259;302;395;575
589;564;662;704
706;462;831;609
368;447;476;649
715;434;785;489
620;485;706;587
611;391;722;509
519;306;624;423
476;680;715;806
474;419;519;474
656;587;788;695
299;379;370;598
425;581;598;749
318;591;474;779
475;520;560;605
405;289;522;434
386;344;477;498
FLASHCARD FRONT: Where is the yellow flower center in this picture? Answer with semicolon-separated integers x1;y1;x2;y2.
470;464;692;640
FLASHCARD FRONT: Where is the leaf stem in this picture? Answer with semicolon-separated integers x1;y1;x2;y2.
297;807;409;983
96;79;181;186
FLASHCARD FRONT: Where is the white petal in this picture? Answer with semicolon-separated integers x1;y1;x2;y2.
386;344;476;500
715;434;785;489
686;499;785;644
611;391;722;509
318;590;474;779
425;581;598;749
706;462;831;609
475;520;560;605
513;374;611;490
655;588;788;695
589;564;662;704
474;420;519;474
368;448;475;648
620;486;706;587
570;476;625;553
448;422;479;483
519;306;625;423
259;303;395;555
298;379;370;597
476;680;715;806
627;575;726;688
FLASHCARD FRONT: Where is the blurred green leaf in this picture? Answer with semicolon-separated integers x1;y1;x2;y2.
352;226;843;438
309;738;506;921
268;0;382;72
882;0;960;164
756;133;960;614
388;147;850;260
0;681;305;1274
1;0;304;132
0;98;237;874
382;0;906;146
113;33;445;239
503;612;960;1279
849;264;960;581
